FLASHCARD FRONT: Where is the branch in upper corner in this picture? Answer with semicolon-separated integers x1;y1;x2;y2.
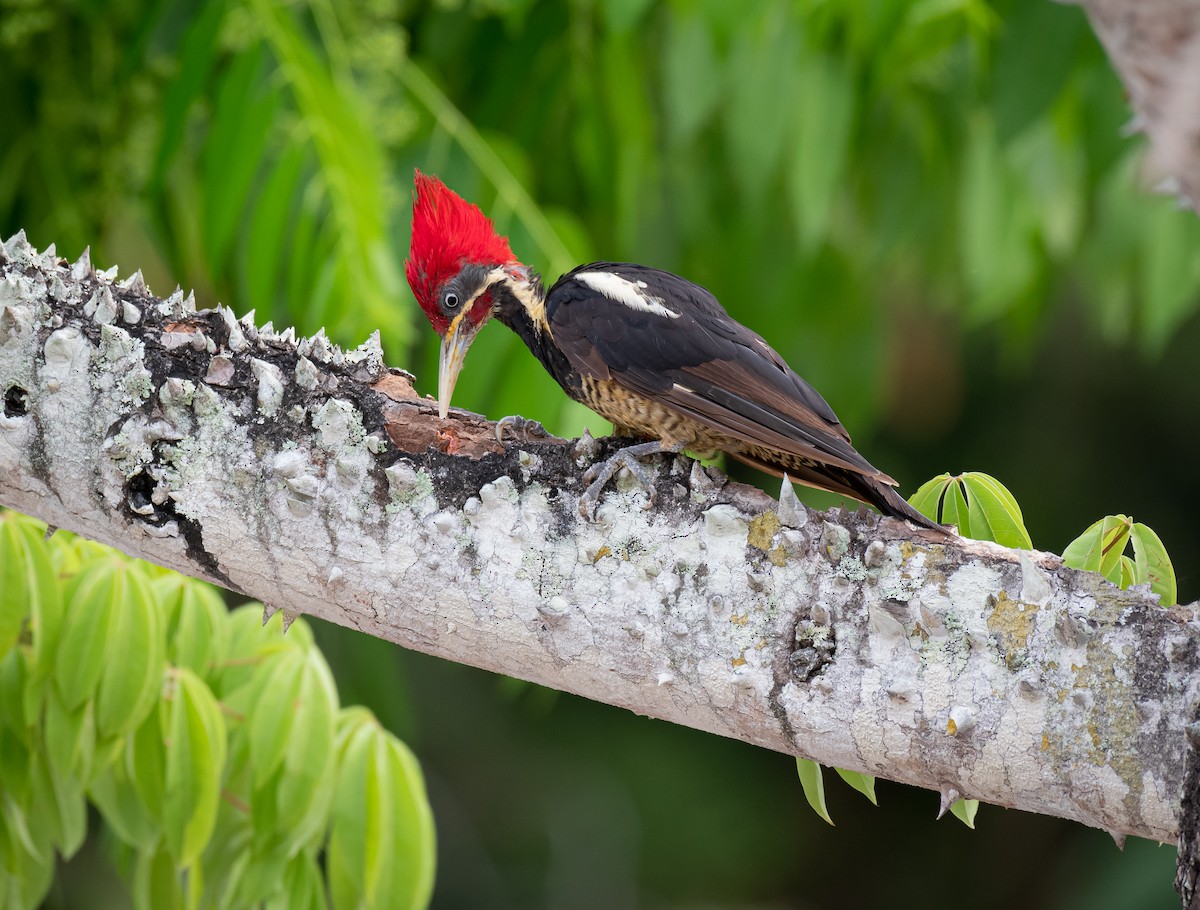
1081;0;1200;209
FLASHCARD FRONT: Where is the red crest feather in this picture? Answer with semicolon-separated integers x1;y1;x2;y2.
406;171;516;332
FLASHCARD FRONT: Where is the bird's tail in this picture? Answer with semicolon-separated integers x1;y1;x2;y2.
845;472;947;534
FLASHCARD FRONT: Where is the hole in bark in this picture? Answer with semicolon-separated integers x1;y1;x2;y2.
126;467;177;526
3;385;28;417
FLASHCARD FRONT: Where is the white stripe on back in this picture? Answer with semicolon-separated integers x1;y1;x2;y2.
574;271;680;319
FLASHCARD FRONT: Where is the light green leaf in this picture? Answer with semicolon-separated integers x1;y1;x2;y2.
949;798;979;828
1096;515;1132;583
0;513;58;663
88;737;160;852
163;669;227;868
129;707;167;829
1118;554;1136;589
908;474;950;522
31;748;87;859
133;845;187;910
1062;518;1105;574
941;477;970;532
1130;522;1177;607
0;790;55;910
267;852;327;910
274;648;339;839
795;757;834;826
249;649;306;789
96;564;164;738
157;575;230;679
834;767;878;806
43;688;93;783
329;709;436;910
54;559;120;711
961;473;1032;549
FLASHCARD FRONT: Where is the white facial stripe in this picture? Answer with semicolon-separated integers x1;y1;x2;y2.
575;271;680;319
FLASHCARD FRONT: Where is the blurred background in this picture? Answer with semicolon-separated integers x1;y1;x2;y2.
3;0;1195;906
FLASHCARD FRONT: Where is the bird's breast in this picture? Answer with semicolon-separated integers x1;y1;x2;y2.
578;377;734;453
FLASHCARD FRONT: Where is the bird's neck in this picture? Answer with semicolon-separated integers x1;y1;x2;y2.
489;266;580;395
490;266;549;345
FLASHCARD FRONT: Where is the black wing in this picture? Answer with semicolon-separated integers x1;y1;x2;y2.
545;262;895;485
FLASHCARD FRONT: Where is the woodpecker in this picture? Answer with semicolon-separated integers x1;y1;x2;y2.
405;171;941;531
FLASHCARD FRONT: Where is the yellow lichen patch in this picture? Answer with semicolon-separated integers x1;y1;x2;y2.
592;546;611;563
947;717;959;735
1041;734;1050;751
730;612;749;626
900;541;916;560
731;656;746;668
767;545;787;567
747;511;782;550
986;590;1039;667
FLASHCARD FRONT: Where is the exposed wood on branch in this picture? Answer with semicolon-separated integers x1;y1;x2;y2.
0;233;1197;846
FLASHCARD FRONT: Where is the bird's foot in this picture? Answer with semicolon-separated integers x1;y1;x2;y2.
578;439;684;520
495;415;551;445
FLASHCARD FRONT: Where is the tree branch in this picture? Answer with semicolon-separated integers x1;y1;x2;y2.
0;233;1197;846
1079;0;1200;208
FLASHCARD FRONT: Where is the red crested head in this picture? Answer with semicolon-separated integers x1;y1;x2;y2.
406;171;517;335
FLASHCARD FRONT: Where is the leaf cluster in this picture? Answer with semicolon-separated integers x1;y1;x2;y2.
0;512;435;910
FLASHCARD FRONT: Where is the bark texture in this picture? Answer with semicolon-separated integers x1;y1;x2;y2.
1;234;1198;846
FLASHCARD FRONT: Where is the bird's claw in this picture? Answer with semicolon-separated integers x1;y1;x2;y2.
576;440;677;520
495;415;550;445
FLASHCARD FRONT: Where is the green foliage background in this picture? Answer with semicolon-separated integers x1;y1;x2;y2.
2;0;1194;906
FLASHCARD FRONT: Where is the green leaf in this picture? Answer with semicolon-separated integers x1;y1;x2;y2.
88;736;160;852
795;757;834;826
162;669;227;868
249;649;306;789
1062;518;1105;574
54;559;121;711
129;707;167;829
329;709;436;910
266;852;327;910
1130;522;1177;606
834;767;878;806
1096;515;1132;583
0;789;55;910
133;845;187;910
96;565;164;739
273;648;338;841
0;513;59;663
30;747;87;859
43;688;93;782
158;575;229;679
941;477;970;531
908;474;950;522
949;798;979;829
961;473;1032;548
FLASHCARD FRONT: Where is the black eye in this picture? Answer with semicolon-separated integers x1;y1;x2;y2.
443;291;460;310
